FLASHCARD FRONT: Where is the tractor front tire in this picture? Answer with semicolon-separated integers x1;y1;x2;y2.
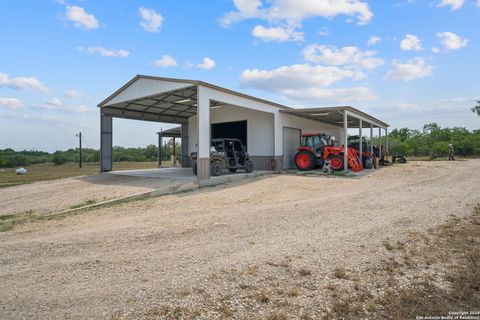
329;155;344;171
211;162;222;176
245;160;254;173
295;151;315;171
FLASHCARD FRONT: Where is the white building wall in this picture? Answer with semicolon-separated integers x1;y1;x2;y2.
196;86;283;156
280;113;345;150
188;104;274;157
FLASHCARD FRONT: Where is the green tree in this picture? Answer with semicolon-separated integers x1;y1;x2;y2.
144;144;158;161
52;152;67;166
390;128;411;142
471;99;480;116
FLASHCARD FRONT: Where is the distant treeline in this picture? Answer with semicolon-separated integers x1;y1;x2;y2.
1;123;479;167
0;142;181;168
387;123;480;158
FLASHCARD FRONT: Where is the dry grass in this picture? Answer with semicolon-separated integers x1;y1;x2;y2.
297;268;312;277
324;205;480;319
0;210;38;232
332;266;349;280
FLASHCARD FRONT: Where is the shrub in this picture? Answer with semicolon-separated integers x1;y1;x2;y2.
52;152;67;166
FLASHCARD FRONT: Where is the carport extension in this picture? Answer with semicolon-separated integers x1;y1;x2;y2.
280;107;389;172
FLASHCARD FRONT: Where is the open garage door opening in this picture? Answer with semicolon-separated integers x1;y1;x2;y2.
211;120;247;150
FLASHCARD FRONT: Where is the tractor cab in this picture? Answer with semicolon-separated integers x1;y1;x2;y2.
348;135;368;153
300;134;332;158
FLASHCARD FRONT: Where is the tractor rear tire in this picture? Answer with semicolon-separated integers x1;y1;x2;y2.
192;161;197;175
329;155;344;171
295;151;315;171
245;160;254;173
364;156;373;169
228;168;237;173
211;162;222;176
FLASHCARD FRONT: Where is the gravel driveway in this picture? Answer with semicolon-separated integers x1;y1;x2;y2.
0;160;479;319
0;173;188;216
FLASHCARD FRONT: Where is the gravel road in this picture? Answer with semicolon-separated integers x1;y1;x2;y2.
0;160;479;319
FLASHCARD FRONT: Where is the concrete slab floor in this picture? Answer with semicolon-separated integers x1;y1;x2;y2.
107;167;196;180
106;167;272;183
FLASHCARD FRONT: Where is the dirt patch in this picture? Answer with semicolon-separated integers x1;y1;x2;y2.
0;160;479;319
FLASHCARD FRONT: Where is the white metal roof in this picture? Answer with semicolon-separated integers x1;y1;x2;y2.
98;75;388;128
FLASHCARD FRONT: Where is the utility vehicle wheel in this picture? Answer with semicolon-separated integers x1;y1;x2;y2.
364;156;373;169
228;168;237;173
329;155;344;171
192;161;197;175
211;162;222;176
245;160;254;173
295;151;315;171
398;156;407;164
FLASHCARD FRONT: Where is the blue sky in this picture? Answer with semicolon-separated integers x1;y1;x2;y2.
0;0;478;152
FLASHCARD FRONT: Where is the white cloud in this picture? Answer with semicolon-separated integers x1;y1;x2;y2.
385;57;433;81
64;89;82;99
367;35;381;46
477;0;480;7
77;46;130;58
32;100;91;113
303;45;384;70
221;0;373;26
139;7;163;33
47;98;63;107
64;5;99;30
437;0;464;10
241;64;363;90
400;34;423;51
318;27;329;36
431;47;440;53
196;57;216;70
0;97;23;109
0;71;49;93
281;87;375;103
436;31;468;50
239;63;374;102
252;25;304;42
154;55;177;67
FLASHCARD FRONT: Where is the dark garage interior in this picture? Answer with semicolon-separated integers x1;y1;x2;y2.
211;120;247;148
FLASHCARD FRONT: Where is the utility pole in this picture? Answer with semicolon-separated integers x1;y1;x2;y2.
76;132;82;168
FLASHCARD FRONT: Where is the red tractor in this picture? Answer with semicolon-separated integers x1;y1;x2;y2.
347;135;374;169
294;133;363;172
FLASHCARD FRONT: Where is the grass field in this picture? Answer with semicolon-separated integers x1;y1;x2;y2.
0;162;170;188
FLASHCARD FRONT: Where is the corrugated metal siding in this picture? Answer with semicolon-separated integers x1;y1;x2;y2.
281;113;345;147
104;78;192;106
188;105;274;157
212;105;274;156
